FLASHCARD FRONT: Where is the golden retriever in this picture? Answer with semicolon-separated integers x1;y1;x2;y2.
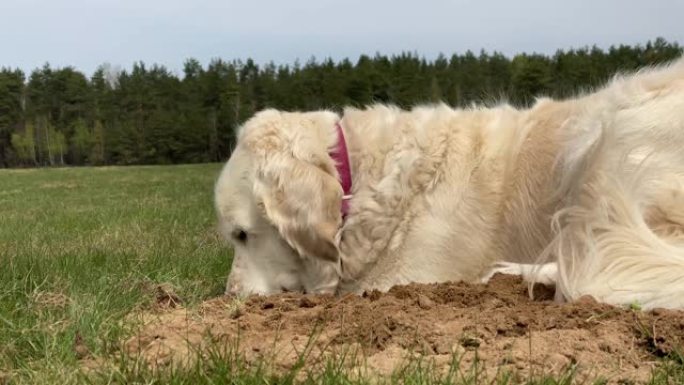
215;57;684;310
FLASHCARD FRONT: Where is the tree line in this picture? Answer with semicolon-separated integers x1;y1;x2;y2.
0;38;681;168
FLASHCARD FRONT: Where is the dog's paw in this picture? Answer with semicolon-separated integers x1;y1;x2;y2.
480;262;524;283
530;262;559;285
480;262;558;285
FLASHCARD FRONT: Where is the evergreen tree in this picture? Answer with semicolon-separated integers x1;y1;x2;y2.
511;54;552;105
0;68;25;166
0;38;681;168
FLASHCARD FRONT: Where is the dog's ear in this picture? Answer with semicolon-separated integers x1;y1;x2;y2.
242;109;343;262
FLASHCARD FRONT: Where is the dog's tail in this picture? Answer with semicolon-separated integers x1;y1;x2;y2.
547;60;684;310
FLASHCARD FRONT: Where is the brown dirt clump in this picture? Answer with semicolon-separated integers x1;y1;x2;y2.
122;274;684;383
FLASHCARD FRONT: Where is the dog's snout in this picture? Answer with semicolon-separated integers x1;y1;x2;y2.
225;280;242;296
225;269;243;296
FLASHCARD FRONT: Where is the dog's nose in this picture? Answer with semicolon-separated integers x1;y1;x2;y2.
225;282;242;296
225;273;243;296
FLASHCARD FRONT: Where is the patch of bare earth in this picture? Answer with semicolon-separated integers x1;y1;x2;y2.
121;275;684;383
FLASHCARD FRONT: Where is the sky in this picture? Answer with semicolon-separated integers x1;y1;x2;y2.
2;0;683;76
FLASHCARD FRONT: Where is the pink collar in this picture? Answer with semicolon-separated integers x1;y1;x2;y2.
329;122;353;218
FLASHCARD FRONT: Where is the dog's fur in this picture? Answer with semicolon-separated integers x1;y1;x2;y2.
215;58;684;310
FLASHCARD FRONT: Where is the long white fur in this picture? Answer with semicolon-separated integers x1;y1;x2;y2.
215;57;684;310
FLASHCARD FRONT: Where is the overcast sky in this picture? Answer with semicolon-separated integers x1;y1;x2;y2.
2;0;683;76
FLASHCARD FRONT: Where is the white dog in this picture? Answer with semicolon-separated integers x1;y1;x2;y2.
215;58;684;310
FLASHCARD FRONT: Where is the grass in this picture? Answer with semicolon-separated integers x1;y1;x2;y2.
0;164;682;384
0;164;231;383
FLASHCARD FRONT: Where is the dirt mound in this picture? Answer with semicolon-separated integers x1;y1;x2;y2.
124;275;684;383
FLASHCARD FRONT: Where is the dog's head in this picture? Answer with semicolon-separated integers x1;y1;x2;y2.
215;109;344;296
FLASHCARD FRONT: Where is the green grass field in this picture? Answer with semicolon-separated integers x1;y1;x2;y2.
0;164;232;383
1;164;682;384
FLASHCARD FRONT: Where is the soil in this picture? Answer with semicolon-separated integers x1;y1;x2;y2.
122;274;684;383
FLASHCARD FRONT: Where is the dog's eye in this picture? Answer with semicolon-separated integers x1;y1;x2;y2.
233;230;248;243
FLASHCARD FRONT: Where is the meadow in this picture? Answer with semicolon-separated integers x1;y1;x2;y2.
1;164;682;384
0;164;231;383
